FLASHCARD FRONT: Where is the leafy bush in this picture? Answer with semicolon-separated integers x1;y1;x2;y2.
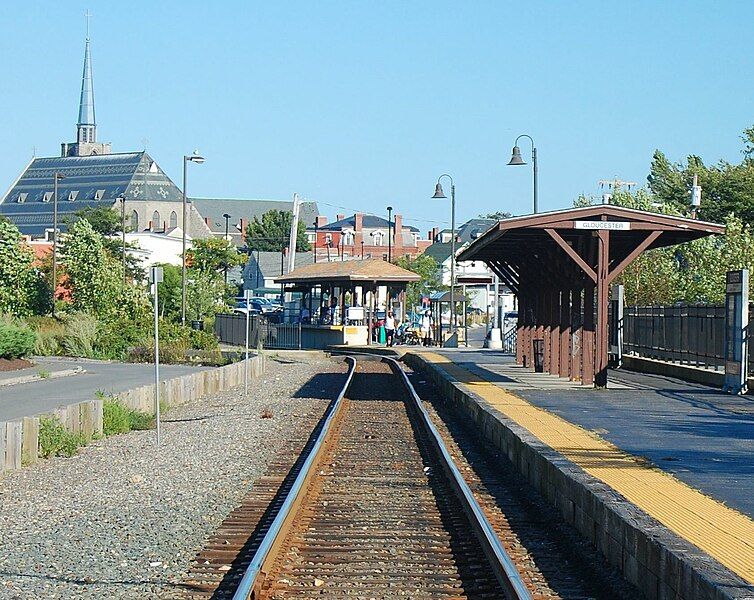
0;320;36;359
38;415;88;458
95;317;148;360
103;398;154;435
188;328;219;351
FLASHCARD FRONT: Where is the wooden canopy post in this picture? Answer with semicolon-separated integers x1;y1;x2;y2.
595;229;611;387
560;289;571;378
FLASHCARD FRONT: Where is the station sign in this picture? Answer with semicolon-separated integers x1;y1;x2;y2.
723;269;748;394
574;221;631;230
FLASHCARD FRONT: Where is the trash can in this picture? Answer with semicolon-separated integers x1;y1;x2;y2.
532;339;544;373
191;320;204;331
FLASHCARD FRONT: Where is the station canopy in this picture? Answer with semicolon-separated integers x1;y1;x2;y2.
276;259;420;287
457;205;725;387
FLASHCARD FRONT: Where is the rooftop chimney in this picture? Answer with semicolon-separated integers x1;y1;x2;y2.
316;215;328;227
336;214;345;222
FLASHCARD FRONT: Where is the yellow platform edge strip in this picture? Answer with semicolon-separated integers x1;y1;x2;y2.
422;352;754;584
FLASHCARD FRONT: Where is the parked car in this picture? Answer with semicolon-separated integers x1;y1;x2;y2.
503;310;518;330
236;298;278;314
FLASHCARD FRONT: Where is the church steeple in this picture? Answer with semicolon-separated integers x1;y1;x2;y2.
61;12;111;158
77;37;96;144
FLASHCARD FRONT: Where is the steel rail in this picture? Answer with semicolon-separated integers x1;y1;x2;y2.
385;357;533;600
231;356;357;600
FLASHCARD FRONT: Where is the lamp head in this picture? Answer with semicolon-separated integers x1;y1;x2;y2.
431;183;447;199
507;145;526;166
223;213;231;219
188;150;205;164
387;205;393;212
54;172;66;180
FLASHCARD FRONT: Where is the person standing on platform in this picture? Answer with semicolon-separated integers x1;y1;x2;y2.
421;310;433;346
385;311;396;347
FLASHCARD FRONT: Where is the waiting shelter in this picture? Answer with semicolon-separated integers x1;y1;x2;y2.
457;205;725;387
276;259;419;348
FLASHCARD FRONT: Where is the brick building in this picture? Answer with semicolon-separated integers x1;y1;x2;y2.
309;213;433;260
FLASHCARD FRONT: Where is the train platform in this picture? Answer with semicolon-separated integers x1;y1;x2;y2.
406;348;754;597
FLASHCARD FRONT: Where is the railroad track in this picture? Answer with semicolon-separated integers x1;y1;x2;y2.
182;355;637;599
183;355;530;599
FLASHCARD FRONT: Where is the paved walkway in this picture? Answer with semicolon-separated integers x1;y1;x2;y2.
421;350;754;586
0;357;212;422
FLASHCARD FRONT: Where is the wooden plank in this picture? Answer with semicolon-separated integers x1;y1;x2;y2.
22;417;39;465
0;422;6;474
5;421;22;470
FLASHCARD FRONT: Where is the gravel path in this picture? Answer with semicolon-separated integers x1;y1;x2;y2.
0;355;346;599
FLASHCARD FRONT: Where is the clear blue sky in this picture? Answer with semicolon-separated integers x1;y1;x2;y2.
1;1;752;229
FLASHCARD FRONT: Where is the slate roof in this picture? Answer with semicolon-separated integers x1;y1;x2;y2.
246;251;315;279
422;242;452;264
276;259;420;284
191;198;319;233
456;218;496;244
319;214;419;232
0;152;182;237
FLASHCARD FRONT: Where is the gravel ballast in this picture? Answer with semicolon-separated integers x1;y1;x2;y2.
0;355;346;599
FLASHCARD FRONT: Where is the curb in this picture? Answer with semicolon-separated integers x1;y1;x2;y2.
0;367;85;388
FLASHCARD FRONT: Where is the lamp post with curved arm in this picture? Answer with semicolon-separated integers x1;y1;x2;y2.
508;134;538;214
181;151;205;325
431;174;456;339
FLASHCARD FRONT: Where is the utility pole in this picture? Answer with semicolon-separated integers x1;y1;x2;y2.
690;174;702;219
598;178;638;204
288;193;300;273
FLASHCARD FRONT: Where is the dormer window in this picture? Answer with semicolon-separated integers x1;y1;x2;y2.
94;189;106;201
43;192;53;203
68;191;79;202
371;230;384;246
17;193;27;203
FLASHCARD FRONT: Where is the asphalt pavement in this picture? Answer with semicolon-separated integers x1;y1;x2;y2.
0;357;212;422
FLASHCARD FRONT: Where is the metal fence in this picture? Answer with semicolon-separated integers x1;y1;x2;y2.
622;304;726;370
502;326;517;353
214;313;301;350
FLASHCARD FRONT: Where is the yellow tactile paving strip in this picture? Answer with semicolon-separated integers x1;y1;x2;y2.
422;352;754;584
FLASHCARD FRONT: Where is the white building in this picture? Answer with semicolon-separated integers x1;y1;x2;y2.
124;227;190;270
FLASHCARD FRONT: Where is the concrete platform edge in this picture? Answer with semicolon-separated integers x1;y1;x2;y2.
405;352;754;600
621;355;726;388
1;355;266;477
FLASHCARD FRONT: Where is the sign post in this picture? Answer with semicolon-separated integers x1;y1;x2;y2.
723;269;748;395
150;266;164;445
244;289;253;397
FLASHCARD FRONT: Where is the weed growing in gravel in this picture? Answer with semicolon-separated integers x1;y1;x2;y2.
37;369;50;379
102;398;154;435
39;416;88;458
260;408;273;419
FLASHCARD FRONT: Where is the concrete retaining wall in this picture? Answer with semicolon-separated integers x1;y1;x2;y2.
622;354;725;387
0;354;266;476
405;352;752;600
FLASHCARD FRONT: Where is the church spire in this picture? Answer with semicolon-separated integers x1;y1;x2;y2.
62;11;110;157
77;13;96;144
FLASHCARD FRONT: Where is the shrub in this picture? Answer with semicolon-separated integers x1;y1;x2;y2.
188;328;219;351
38;415;88;458
103;398;154;435
95;317;149;360
0;320;36;359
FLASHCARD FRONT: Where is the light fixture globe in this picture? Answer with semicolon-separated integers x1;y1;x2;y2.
507;145;526;166
431;183;447;199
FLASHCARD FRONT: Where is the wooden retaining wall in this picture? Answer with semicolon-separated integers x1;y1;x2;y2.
0;354;266;475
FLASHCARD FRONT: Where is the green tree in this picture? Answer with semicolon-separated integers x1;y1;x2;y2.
0;220;47;316
245;210;311;252
479;211;512;219
61;218;148;321
396;254;445;310
155;263;183;319
187;237;245;273
647;126;754;225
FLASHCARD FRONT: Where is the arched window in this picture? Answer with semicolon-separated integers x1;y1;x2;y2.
372;231;384;246
131;210;139;232
169;211;178;228
152;211;160;230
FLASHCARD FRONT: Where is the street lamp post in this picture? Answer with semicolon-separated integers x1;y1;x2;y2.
432;174;456;338
223;213;231;286
181;151;205;326
508;134;538;214
387;205;393;263
361;240;364;259
119;195;126;287
313;220;318;263
51;172;65;318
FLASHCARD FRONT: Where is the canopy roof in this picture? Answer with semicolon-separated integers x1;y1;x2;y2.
276;258;420;285
457;205;725;292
